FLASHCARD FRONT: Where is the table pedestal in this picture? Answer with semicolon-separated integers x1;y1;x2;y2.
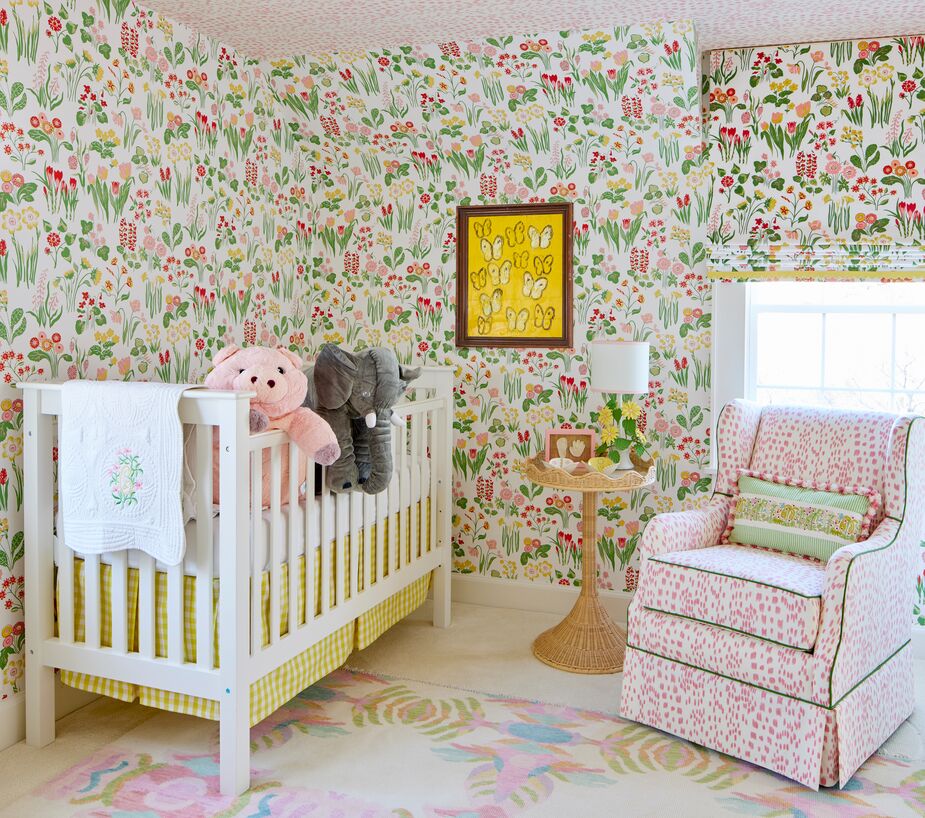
532;491;627;674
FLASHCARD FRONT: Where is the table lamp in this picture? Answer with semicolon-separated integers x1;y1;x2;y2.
589;341;650;470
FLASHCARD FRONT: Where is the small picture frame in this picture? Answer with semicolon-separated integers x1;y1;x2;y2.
545;428;595;464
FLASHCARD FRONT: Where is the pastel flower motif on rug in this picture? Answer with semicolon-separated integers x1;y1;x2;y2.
22;670;925;817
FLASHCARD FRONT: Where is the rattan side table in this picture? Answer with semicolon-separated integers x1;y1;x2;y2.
521;453;655;674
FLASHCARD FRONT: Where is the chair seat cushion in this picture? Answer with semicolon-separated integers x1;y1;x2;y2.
639;544;826;650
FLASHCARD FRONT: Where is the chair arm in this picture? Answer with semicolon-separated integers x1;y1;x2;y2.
638;496;730;560
814;518;912;705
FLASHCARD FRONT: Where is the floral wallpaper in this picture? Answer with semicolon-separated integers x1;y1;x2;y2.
704;36;925;274
0;0;313;705
265;23;714;590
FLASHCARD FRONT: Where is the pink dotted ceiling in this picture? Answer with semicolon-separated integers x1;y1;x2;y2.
143;0;925;57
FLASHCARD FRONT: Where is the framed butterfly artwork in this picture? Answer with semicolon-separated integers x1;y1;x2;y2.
455;202;573;348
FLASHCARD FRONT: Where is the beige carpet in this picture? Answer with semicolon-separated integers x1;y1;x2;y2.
0;602;922;816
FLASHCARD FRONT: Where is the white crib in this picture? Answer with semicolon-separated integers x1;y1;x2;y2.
21;367;454;795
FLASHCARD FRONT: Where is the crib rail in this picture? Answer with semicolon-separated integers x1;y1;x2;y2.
20;365;454;794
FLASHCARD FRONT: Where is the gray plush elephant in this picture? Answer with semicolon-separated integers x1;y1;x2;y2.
303;345;421;494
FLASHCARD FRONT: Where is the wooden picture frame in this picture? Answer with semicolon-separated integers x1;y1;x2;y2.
455;202;573;348
545;428;595;464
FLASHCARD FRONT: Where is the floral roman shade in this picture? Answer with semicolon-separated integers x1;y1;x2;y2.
708;243;925;278
704;37;925;280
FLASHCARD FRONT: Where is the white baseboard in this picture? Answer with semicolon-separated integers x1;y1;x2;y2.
446;574;631;625
0;682;98;753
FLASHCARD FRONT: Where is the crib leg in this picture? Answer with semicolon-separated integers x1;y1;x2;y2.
433;558;451;629
25;662;55;747
219;691;250;796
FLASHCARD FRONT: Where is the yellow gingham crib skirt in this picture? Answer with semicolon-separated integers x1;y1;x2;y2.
59;502;431;725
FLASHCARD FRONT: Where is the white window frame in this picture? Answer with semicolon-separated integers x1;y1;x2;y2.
711;281;749;418
713;280;925;418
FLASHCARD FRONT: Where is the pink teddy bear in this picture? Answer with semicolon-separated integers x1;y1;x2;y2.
205;344;340;465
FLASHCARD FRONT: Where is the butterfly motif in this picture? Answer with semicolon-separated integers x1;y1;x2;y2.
476;315;491;335
470;267;488;290
480;235;504;262
528;224;553;249
473;219;492;239
488;260;511;286
534;304;555;330
505;220;526;247
533;254;553;276
512;250;530;269
522;271;548;300
479;288;503;316
506;307;529;332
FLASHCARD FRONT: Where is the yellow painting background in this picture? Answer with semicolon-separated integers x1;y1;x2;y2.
465;211;565;339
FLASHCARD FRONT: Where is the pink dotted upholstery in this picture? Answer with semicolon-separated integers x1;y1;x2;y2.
622;401;925;789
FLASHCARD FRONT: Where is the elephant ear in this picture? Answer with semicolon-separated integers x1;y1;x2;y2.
314;344;359;409
399;365;422;384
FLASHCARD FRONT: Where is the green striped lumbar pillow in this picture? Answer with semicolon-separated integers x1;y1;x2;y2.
724;470;880;562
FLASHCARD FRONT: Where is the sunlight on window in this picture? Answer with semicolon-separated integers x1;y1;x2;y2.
748;282;925;414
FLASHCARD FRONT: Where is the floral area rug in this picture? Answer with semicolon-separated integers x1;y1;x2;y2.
6;668;925;817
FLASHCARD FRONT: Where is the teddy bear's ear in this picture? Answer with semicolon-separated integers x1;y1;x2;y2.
276;346;304;368
398;365;421;383
212;344;240;366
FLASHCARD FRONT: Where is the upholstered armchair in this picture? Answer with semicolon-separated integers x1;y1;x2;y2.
620;400;925;788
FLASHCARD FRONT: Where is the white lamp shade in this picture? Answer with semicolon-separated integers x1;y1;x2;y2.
590;341;650;394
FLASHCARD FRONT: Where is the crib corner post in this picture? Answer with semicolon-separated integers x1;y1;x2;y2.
22;385;56;747
433;558;452;629
217;392;252;796
432;368;454;630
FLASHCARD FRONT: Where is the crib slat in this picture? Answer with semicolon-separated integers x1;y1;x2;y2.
335;495;346;608
319;468;330;616
110;550;128;653
363;492;373;592
58;550;74;645
250;450;263;655
349;490;360;600
426;410;438;551
289;442;300;632
390;429;400;575
84;553;101;650
269;444;282;645
194;424;213;669
138;554;155;658
400;418;409;571
410;413;420;561
166;562;183;663
376;483;386;583
307;462;318;620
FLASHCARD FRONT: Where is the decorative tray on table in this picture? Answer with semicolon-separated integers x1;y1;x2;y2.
520;452;656;491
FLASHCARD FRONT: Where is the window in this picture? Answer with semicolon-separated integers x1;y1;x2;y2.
746;281;925;413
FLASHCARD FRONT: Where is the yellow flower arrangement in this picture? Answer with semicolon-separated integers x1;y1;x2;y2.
621;400;642;420
594;396;650;466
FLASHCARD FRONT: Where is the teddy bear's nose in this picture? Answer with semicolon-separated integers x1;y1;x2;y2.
250;376;258;384
267;379;276;388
